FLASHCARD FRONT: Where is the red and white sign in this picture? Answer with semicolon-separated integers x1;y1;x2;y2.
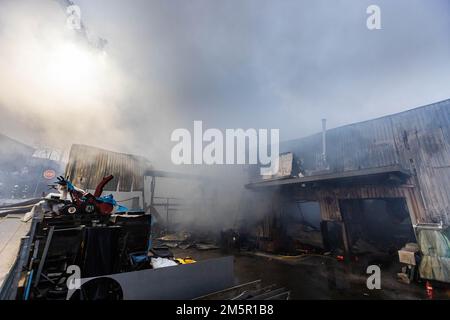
43;169;56;180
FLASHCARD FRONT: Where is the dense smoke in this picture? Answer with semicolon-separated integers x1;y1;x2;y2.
0;0;131;152
2;0;450;160
1;0;450;231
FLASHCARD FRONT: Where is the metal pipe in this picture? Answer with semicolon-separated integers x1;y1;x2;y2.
166;198;170;233
23;270;34;300
34;226;54;287
322;118;327;161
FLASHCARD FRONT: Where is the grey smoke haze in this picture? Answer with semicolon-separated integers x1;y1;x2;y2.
1;0;450;168
75;0;450;162
0;0;132;154
0;0;449;231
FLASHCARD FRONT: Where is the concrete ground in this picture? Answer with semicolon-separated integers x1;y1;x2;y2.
172;247;450;300
0;214;31;290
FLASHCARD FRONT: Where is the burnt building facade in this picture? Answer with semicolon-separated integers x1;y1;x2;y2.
246;99;450;282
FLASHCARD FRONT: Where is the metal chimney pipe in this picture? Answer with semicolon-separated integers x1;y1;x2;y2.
321;118;327;161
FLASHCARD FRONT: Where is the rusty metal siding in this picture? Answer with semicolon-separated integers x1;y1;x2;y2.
282;114;401;173
390;100;450;224
282;99;450;224
64;144;152;192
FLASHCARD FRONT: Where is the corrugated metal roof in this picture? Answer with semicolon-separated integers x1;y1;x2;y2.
64;144;152;192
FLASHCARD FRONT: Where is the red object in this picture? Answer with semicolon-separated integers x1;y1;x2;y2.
96;201;114;215
425;281;433;299
94;175;114;197
68;175;115;215
43;169;56;180
336;255;344;261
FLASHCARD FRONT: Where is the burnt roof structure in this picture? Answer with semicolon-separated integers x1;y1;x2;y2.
248;99;450;225
65;144;153;192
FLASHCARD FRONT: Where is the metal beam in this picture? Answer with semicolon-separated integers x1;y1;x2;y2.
246;165;410;189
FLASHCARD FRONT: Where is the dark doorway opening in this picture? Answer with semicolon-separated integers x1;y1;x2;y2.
321;220;345;253
339;198;415;261
282;200;324;250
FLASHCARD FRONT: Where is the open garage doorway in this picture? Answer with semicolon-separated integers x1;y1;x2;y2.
282;200;323;250
339;198;416;262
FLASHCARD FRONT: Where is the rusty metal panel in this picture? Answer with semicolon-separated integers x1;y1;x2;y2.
390;100;450;224
65;144;152;192
282;115;400;174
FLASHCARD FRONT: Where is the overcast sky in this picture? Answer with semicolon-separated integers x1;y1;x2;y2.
1;0;450;165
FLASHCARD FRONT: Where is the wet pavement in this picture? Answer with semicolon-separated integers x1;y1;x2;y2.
172;247;450;300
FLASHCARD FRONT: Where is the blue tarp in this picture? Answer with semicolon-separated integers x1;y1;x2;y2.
97;194;128;213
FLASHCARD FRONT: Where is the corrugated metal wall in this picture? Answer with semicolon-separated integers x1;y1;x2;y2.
64;144;152;192
280;99;450;224
390;100;450;224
